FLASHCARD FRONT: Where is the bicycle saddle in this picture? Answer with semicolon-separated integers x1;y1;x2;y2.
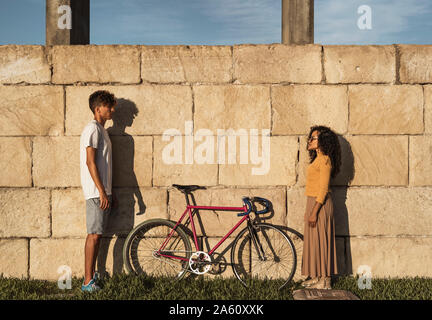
172;184;207;193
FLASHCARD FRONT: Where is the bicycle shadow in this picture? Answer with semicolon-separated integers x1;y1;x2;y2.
97;98;146;279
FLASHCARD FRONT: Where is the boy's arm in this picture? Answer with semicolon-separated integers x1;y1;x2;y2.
86;146;110;210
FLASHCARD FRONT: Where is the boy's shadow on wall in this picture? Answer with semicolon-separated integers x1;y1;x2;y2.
97;98;146;278
333;136;355;278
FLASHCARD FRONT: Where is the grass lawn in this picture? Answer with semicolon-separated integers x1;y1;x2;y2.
1;274;432;300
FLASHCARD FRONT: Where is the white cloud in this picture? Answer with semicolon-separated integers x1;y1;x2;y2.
196;0;281;44
91;0;188;44
91;0;281;45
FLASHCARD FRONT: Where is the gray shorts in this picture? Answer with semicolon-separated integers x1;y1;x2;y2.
86;195;112;235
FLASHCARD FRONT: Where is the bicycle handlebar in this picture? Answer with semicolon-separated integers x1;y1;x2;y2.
237;197;270;216
238;197;253;216
252;197;270;215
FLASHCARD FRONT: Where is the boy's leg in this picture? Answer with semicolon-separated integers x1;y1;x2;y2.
84;196;112;285
84;233;101;285
92;237;102;277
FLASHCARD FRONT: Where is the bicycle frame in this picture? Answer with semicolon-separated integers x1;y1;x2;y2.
157;203;249;262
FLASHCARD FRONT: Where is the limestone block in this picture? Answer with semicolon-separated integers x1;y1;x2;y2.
0;86;63;136
65;85;193;136
96;236;126;275
348;136;408;186
52;45;140;84
233;44;322;84
105;187;168;236
0;137;32;186
193;85;270;134
348;237;432;277
287;187;308;234
272;85;348;135
33;137;80;187
51;188;86;238
219;136;298;186
169;187;286;237
51;188;168;237
142;45;232;83
0;239;28;278
0;189;50;237
399;45;432;84
153;136;218;186
111;136;152;187
349;85;423;134
30;239;84;280
297;135;355;187
425;85;432;134
341;187;432;236
0;45;50;84
409;136;432;186
324;45;395;83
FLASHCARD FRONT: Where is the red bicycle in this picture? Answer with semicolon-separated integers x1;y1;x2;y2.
123;184;297;289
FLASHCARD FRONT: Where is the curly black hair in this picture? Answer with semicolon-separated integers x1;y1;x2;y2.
89;90;117;114
307;125;341;178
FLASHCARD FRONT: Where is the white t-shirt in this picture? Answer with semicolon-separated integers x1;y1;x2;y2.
80;120;112;200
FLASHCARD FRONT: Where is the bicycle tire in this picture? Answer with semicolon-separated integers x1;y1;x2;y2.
231;223;297;289
123;219;192;280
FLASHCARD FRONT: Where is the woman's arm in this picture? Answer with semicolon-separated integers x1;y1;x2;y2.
308;202;323;227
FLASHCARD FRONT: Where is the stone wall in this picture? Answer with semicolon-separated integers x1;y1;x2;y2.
1;44;432;281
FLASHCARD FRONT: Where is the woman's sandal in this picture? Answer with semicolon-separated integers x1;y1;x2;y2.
308;277;332;290
301;277;319;287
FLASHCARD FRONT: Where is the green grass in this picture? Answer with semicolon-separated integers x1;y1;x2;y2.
1;274;432;300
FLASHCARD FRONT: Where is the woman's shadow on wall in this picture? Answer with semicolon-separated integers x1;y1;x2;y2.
97;98;146;278
333;136;355;278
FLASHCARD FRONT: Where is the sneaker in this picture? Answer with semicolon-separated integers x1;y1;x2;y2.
93;271;99;282
81;278;101;292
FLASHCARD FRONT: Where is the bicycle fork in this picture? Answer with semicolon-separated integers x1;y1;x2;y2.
247;221;267;261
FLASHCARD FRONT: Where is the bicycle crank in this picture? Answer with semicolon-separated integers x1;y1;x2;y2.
189;251;212;275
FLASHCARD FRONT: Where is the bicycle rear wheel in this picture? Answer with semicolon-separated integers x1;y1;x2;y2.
231;223;296;289
123;219;192;280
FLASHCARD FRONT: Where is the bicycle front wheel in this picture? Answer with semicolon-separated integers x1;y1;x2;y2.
231;223;296;289
123;219;192;280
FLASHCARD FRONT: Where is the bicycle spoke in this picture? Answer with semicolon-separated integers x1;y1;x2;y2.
124;220;192;279
232;224;296;289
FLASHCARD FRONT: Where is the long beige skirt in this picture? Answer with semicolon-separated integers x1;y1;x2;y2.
301;193;338;278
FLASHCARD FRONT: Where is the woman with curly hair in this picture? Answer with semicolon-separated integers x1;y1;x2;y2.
301;125;341;290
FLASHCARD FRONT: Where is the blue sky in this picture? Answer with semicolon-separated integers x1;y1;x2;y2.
0;0;431;45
